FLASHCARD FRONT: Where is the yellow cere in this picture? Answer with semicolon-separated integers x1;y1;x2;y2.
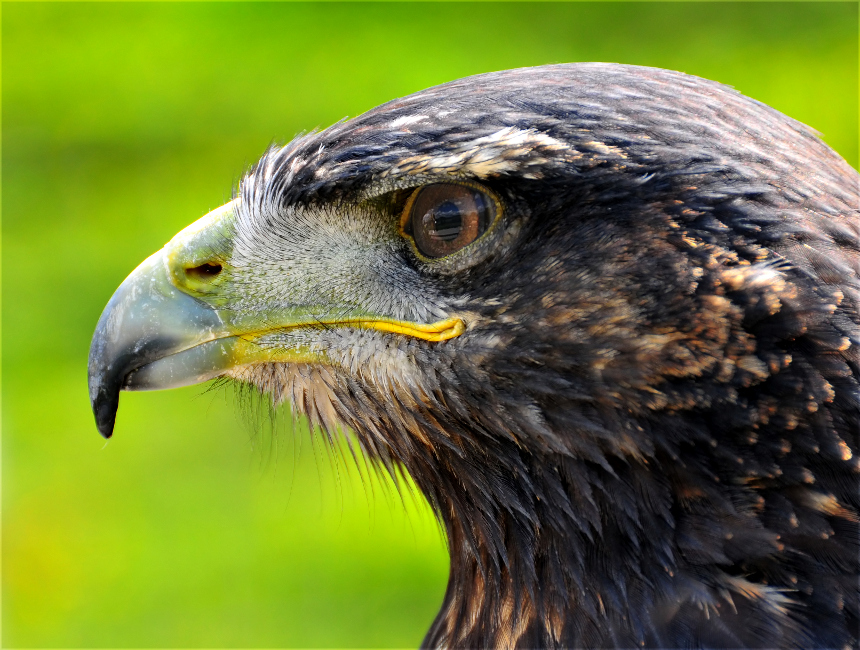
165;201;236;295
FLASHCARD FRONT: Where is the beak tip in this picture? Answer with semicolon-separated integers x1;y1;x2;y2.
93;390;119;439
97;422;115;440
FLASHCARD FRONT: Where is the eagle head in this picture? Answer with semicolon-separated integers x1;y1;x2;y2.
88;64;859;648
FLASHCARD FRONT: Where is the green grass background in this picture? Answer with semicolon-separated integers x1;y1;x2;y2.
3;2;857;647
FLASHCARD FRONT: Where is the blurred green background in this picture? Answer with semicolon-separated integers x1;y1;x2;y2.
3;2;857;647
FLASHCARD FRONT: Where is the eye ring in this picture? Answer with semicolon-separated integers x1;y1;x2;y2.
399;182;502;261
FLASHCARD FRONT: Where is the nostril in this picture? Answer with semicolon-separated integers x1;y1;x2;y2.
185;262;223;280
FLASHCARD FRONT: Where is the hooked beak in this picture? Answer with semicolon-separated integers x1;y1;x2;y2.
88;202;238;438
87;249;229;438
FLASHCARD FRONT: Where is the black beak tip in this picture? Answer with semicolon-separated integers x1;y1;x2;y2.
98;424;115;440
93;390;118;439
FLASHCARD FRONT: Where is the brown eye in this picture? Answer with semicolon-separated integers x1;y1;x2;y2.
403;183;496;259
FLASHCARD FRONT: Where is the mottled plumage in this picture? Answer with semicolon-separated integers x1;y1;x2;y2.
89;64;859;648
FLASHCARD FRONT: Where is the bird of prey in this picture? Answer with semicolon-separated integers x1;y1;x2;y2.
88;64;859;648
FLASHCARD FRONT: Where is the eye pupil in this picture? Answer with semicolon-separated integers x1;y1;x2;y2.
424;201;463;241
406;184;496;258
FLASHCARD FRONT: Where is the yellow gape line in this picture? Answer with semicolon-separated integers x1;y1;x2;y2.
356;317;465;342
235;316;466;344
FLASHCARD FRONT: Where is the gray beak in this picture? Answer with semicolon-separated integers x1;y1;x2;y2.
87;250;226;439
